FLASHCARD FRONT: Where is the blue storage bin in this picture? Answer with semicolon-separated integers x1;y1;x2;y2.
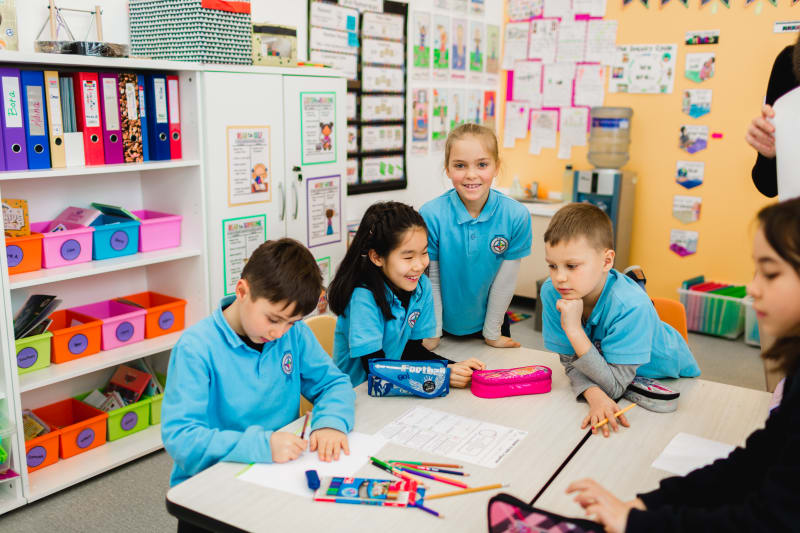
90;215;141;260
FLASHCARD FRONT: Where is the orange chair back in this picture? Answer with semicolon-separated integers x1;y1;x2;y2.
300;315;337;416
652;297;689;342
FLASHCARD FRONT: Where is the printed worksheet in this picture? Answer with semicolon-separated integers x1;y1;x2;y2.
378;406;528;468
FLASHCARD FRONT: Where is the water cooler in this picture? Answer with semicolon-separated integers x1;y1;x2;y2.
570;169;636;271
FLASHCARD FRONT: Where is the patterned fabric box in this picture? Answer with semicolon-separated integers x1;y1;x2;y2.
129;0;252;65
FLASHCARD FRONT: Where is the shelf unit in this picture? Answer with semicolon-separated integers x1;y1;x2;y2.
0;52;210;512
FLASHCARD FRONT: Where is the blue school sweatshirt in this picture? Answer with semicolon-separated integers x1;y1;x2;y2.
162;296;355;486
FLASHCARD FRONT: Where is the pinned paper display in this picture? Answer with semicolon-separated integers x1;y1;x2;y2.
673;195;702;223
610;44;677;94
679;125;708;154
412;88;429;155
685;52;715;83
682;89;711;118
676;160;704;189
451;18;468;78
670;229;698;257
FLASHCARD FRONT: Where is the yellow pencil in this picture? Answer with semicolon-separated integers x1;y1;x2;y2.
424;483;508;500
592;403;637;430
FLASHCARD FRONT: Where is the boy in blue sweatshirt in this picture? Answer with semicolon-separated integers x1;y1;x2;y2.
162;238;355;487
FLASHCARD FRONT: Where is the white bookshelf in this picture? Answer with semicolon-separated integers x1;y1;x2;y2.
0;55;209;512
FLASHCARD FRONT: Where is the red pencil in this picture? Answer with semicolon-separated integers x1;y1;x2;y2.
395;466;469;489
300;412;310;439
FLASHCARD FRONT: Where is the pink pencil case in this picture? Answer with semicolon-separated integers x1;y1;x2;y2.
471;365;552;398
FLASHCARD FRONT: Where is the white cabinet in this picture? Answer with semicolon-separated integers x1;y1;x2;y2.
202;69;347;304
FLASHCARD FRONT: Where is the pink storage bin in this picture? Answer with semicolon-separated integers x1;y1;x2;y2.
131;210;182;252
69;300;146;350
471;365;552;399
30;221;94;269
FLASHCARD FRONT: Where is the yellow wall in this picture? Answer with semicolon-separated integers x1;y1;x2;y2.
499;2;798;299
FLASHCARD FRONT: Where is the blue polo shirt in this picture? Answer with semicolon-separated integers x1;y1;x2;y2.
162;296;355;486
420;188;532;335
333;274;437;386
541;269;701;379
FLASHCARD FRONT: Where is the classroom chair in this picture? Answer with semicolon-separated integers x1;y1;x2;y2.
652;297;689;343
299;314;337;416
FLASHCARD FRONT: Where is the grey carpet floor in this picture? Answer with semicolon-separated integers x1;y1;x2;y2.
0;300;767;532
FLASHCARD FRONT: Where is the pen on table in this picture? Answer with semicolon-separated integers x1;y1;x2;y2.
394;466;469;489
300;412;311;439
592;403;637;430
424;483;509;500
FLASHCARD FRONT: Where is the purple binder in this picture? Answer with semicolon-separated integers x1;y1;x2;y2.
0;68;29;170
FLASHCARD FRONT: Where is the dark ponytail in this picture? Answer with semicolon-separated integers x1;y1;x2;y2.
757;198;800;376
328;201;428;321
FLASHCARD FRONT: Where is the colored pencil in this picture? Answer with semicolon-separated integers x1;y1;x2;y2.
391;463;469;476
369;457;423;486
389;460;462;468
592;403;637;430
424;483;509;501
414;502;444;518
395;466;469;489
300;412;311;439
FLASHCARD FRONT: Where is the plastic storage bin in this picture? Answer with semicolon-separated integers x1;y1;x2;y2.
76;391;152;441
131;210;182;252
34;398;108;459
15;332;53;375
147;372;167;425
744;297;761;347
6;232;43;275
30;221;94;268
25;427;61;473
47;310;103;363
678;287;746;339
90;215;141;260
0;419;15;474
119;292;187;338
70;300;147;350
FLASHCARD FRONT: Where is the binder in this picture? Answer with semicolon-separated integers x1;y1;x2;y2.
137;74;150;162
166;75;182;159
144;74;170;160
0;68;29;170
98;72;124;164
43;71;66;168
20;70;52;170
118;73;143;163
72;72;105;165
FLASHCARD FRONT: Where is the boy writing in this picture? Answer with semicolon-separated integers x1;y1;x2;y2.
541;204;700;437
162;239;355;487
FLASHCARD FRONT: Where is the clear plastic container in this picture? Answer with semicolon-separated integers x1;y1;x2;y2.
744;297;761;347
677;288;745;339
588;107;633;169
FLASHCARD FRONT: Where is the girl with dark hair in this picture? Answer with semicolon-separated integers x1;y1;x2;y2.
747;32;800;198
563;198;800;532
328;201;485;387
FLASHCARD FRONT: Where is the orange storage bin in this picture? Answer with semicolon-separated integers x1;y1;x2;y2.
34;399;108;459
24;428;61;473
119;292;187;339
6;232;43;275
47;310;103;363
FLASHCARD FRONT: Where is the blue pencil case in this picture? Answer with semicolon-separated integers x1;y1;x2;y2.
367;359;450;398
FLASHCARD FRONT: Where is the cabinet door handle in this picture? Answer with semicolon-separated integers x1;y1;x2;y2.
278;182;286;221
292;181;299;220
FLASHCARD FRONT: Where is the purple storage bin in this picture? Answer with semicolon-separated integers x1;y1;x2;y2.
69;300;146;350
30;221;94;268
131;210;182;252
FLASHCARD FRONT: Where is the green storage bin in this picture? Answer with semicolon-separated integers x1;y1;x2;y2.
16;332;53;375
146;372;167;425
76;391;152;441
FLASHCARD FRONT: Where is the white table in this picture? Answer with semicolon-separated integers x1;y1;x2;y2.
166;340;593;532
533;377;772;518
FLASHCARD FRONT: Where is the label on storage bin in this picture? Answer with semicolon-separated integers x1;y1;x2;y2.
116;321;134;342
77;428;95;448
110;230;129;251
6;245;23;267
68;334;89;355
26;446;46;467
591;118;629;130
158;311;175;330
60;239;81;261
17;347;38;368
121;411;138;431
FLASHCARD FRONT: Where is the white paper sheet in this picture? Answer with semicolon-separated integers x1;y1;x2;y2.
556;20;587;64
513;60;543;107
574;0;606;16
542;63;575;108
237;432;388;498
529;109;558;155
574;64;605;107
773;86;800;201
528;19;558;64
651;432;735;476
585;20;618;65
503;22;531;70
609;44;677;94
503;101;529;148
543;0;571;18
378;406;528;468
558;107;588;159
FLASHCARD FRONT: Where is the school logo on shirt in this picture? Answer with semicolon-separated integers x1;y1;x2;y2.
490;235;509;255
408;310;421;328
281;351;293;375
